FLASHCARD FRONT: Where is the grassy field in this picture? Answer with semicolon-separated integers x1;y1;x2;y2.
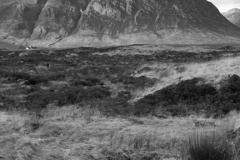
1;44;240;159
0;107;240;159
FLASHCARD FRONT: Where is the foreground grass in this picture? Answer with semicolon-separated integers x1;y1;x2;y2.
0;107;240;160
182;131;236;160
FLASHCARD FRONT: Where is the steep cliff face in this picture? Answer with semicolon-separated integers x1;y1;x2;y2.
223;8;240;28
75;0;240;39
31;0;90;39
0;0;47;38
0;0;240;45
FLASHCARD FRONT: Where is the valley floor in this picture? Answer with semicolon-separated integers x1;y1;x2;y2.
1;44;240;159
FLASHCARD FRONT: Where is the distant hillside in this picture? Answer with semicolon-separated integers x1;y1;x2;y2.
223;8;240;28
0;0;240;47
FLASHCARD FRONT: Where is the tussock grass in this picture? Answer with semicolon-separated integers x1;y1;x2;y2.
109;132;160;151
2;109;240;160
182;131;236;160
181;112;240;160
43;105;99;122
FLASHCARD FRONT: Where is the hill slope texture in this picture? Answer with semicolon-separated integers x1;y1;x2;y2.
0;0;240;46
223;8;240;28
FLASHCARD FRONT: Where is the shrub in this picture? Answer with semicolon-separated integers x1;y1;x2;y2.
23;86;111;112
55;87;80;106
76;86;110;102
136;78;217;108
182;131;236;160
25;90;52;111
70;77;102;87
24;87;81;110
25;76;48;85
0;70;30;81
45;72;66;81
134;78;221;116
133;102;156;116
0;70;52;84
220;74;240;94
98;92;133;116
116;76;156;89
0;94;15;110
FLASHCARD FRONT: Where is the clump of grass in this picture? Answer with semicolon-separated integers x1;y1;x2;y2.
109;132;162;151
103;132;179;160
182;130;236;160
0;70;30;81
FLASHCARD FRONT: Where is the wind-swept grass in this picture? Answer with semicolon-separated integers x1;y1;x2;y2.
182;130;237;160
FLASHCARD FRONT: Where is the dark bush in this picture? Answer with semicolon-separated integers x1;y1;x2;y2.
45;72;66;81
133;103;156;116
24;76;48;85
85;77;102;86
113;76;156;89
135;78;217;110
23;91;49;112
96;91;133;116
0;70;51;84
134;78;221;116
76;87;110;102
70;77;102;87
0;70;30;81
0;94;15;110
220;74;240;94
98;98;133;116
24;86;111;111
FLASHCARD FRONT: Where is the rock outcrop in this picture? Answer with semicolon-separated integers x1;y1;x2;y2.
0;0;240;46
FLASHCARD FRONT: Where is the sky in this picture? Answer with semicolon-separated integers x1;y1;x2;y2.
208;0;240;12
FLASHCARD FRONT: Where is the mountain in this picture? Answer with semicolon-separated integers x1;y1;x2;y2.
223;8;240;28
0;0;240;47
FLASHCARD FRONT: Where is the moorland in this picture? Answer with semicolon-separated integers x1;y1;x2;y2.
1;44;240;159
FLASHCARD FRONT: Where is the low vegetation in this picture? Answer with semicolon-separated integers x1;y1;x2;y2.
1;45;240;159
181;130;237;160
136;75;240;117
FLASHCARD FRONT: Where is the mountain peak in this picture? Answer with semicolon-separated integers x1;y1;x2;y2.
0;0;240;47
223;8;240;28
229;8;240;12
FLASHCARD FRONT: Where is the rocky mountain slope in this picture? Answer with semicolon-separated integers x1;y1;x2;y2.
0;0;240;47
223;8;240;28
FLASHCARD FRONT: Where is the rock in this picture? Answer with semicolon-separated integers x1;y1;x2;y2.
31;0;87;39
0;0;240;44
19;52;30;57
66;53;79;58
8;52;15;56
0;0;46;38
48;50;56;55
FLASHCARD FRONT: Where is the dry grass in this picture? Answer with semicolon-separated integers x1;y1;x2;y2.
180;111;240;160
1;109;240;159
43;104;99;122
133;56;240;101
181;131;236;160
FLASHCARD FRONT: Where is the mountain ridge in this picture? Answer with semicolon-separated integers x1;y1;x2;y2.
0;0;240;47
223;8;240;28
